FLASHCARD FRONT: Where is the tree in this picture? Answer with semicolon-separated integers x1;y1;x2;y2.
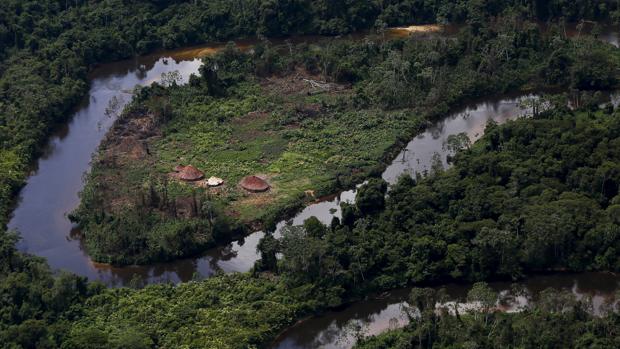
356;178;388;215
467;282;497;316
255;232;279;272
443;132;471;155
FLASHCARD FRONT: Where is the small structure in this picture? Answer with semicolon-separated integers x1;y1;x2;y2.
240;175;270;192
173;165;185;172
207;176;224;187
177;165;204;181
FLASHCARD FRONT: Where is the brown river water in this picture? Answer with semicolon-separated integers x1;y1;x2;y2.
6;23;620;348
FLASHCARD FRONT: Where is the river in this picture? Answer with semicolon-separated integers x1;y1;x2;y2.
7;24;453;286
271;272;620;349
9;22;618;286
9;69;537;286
6;21;620;346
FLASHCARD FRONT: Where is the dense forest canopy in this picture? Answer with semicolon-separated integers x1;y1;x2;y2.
356;284;620;348
1;1;620;348
257;106;620;302
5;103;620;348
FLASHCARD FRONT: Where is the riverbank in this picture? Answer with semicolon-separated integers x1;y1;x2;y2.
262;101;620;345
2;1;458;235
4;23;452;283
354;280;620;349
55;52;616;343
71;37;431;265
74;19;620;266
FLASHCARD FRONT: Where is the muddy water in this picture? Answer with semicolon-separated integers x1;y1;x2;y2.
267;24;620;347
271;272;620;349
7;24;620;286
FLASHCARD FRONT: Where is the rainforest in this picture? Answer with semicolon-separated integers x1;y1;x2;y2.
2;1;620;348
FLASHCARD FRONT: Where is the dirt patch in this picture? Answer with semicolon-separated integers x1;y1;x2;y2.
294;103;322;118
109;137;148;161
238;193;277;209
175;197;199;218
108;195;135;214
99;109;160;168
260;68;350;96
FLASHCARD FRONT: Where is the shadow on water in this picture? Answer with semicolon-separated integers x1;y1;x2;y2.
8;55;206;286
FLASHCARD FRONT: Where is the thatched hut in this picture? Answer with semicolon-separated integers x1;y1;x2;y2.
178;165;204;181
240;175;270;192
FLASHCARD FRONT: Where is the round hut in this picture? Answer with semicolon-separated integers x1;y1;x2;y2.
178;165;204;181
240;175;270;192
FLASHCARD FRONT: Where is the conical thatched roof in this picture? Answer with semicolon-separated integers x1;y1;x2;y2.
240;175;270;192
178;165;204;181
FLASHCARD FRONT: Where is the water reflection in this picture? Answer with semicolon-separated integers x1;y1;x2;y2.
8;25;450;286
382;95;532;183
8;24;620;286
7;55;205;285
271;273;620;349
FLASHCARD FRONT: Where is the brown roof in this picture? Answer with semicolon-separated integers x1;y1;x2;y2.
240;175;270;192
178;165;204;181
173;165;185;172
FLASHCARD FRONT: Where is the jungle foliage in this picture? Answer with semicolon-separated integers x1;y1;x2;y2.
356;283;620;349
77;16;620;264
260;107;620;306
2;0;619;238
0;230;100;349
2;2;620;349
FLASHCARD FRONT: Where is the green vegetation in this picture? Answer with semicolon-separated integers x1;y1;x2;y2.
356;283;620;348
77;14;620;264
0;230;99;348
6;0;614;231
3;2;620;349
2;0;620;260
74;41;426;264
62;274;309;349
260;107;620;304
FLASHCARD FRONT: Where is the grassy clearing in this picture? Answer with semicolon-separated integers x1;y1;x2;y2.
147;78;421;223
75;64;424;264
